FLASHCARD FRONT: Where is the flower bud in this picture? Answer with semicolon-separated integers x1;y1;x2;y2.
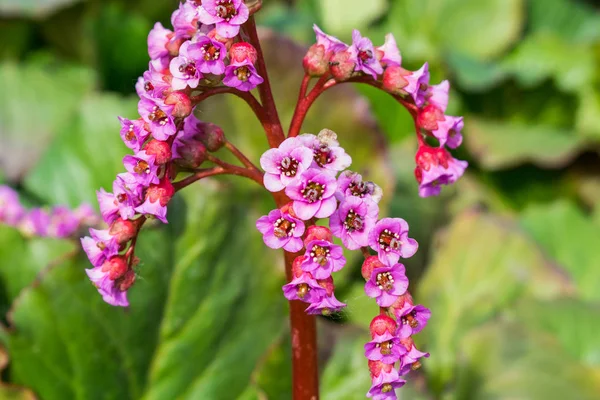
382;65;410;95
196;122;225;152
370;315;398;338
317;276;335;297
109;218;137;245
174;139;207;169
101;256;128;280
329;51;355;82
303;44;329;77
390;291;414;313
165;92;192;118
417;104;444;132
116;269;136;291
368;360;394;378
229;42;258;65
361;255;385;280
292;255;307;278
303;225;333;246
166;37;185;57
144;139;172;164
146;177;175;207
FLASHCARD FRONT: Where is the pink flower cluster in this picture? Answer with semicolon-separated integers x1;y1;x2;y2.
303;26;467;197
0;185;98;238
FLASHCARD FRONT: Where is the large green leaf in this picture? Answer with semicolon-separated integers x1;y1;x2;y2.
418;211;573;392
520;200;600;301
315;0;387;37
528;0;600;44
2;185;286;400
0;0;82;18
0;60;95;182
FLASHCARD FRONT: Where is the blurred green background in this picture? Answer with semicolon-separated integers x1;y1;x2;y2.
1;0;600;399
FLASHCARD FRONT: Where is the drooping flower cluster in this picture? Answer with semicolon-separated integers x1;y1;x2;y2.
81;0;261;307
0;185;98;238
303;25;467;197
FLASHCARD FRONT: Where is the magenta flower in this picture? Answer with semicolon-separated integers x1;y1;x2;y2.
188;35;227;75
305;292;346;315
335;171;382;203
19;209;51;237
368;218;418;265
134;178;174;223
398;338;429;376
0;186;24;226
404;63;430;107
426;80;449;112
330;196;379;250
47;206;80;238
169;41;202;90
376;33;401;67
138;97;177;140
123;151;160;187
147;22;172;62
223;60;264;91
260;137;314;192
348;30;383;79
255;208;306;252
113;173;144;220
364;331;406;364
171;1;199;39
96;188;119;224
86;257;130;307
313;24;347;53
432;115;463;149
415;146;467;197
197;0;249;38
285;169;338;220
396;304;431;338
118;117;149;152
136;63;171;100
81;228;119;267
299;131;352;173
300;239;346;279
282;272;326;303
364;263;409;307
367;372;406;400
73;204;100;227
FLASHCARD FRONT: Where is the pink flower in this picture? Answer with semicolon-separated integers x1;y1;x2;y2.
255;207;305;252
313;24;347;53
198;0;249;38
134;178;174;223
113;173;144;220
169;41;203;90
118;117;149;152
364;262;409;307
348;30;383;79
335;171;382;203
0;186;24;226
138;97;177;140
282;271;326;303
189;35;227;75
47;206;80;238
135;63;171;100
96;188;119;224
285;168;338;220
300;239;346;279
81;228;119;267
432;115;463;149
305;292;346;315
330;196;379;250
414;145;467;197
404;63;430;107
171;1;199;39
86;256;130;307
123;151;160;187
376;33;401;67
147;22;172;62
299;130;352;173
368;218;418;265
426;80;449;112
223;60;264;91
364;331;406;364
398;337;429;375
396;304;431;338
260;137;314;192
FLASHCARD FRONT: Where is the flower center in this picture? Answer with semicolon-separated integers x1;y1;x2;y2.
134;160;150;175
215;0;237;20
148;106;168;126
344;209;364;232
117;193;128;203
348;180;369;197
235;66;251;81
178;61;197;78
376;271;394;291
96;241;106;250
279;156;299;177
376;340;394;355
402;311;419;328
273;217;295;238
381;383;393;393
309;245;330;266
125;124;136;141
411;361;422;370
201;43;221;61
144;81;154;92
296;283;310;299
301;181;325;203
314;144;333;167
378;229;401;252
358;49;373;63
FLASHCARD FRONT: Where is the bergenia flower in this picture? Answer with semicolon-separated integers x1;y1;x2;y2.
138;97;177;141
335;171;382;203
86;256;130;307
285;168;338;220
19;209;50;237
368;218;418;265
368;360;403;388
47;206;80;238
134;178;174;223
97;188;119;224
300;130;352;173
223;60;264;91
364;262;409;307
348;30;383;79
404;63;430;107
136;63;171;100
170;41;202;90
300;239;346;279
147;22;172;62
123;151;160;187
113;173;144;220
414;146;467;197
256;207;305;252
398;337;429;375
396;304;431;338
171;1;199;39
313;24;348;53
282;271;326;303
432;115;463;149
197;0;249;38
189;35;227;75
330;196;379;250
0;186;24;226
367;374;406;400
305;292;346;315
426;80;449;112
81;228;119;267
118;117;149;152
364;332;405;364
376;33;401;67
260;137;314;192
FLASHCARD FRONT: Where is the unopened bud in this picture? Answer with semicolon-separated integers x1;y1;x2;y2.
196;122;225;152
146;178;174;206
144;139;172;164
303;44;329;77
304;225;333;246
417;104;444;131
101;256;128;280
229;42;258;64
382;65;410;95
174;139;207;169
361;255;385;280
292;255;307;278
369;315;397;338
109;218;137;245
329;51;355;82
166;37;185;57
165;92;192;118
116;269;136;291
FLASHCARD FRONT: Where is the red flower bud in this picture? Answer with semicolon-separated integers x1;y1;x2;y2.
317;276;335;297
361;255;385;280
417;104;444;132
174;139;207;169
303;225;333;246
146;177;174;207
101;256;128;280
229;42;258;64
382;65;410;95
196;122;225;152
303;44;329;77
329;51;355;82
109;218;137;245
165;92;192;118
370;315;398;338
292;255;307;278
116;269;136;292
368;360;394;378
390;291;414;315
144;139;172;164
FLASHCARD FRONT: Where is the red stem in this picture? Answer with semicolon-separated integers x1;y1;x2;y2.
288;75;329;138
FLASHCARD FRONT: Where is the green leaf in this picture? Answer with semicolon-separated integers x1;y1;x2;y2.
315;0;387;37
0;0;82;18
466;118;583;170
528;0;600;44
446;52;507;91
520;200;600;301
0;60;95;182
23;94;136;207
3;185;286;400
575;88;600;141
418;211;573;392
